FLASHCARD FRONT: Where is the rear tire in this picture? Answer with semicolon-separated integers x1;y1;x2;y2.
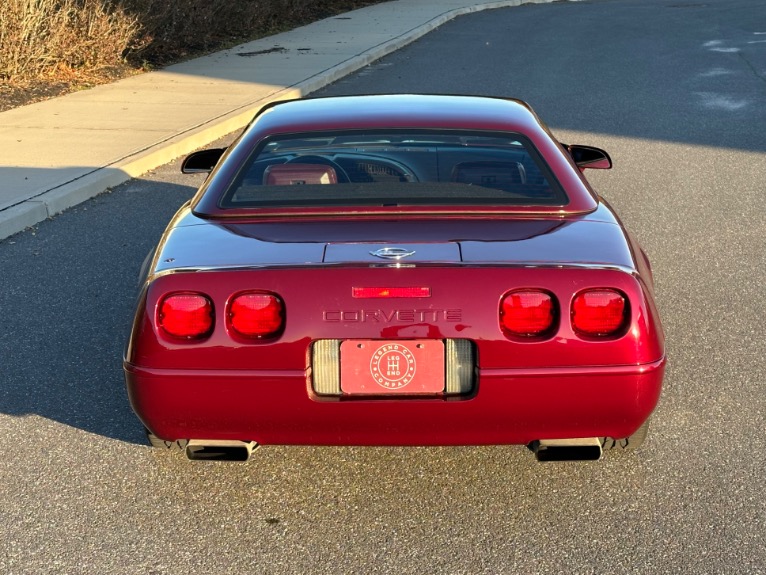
601;419;650;451
146;429;188;452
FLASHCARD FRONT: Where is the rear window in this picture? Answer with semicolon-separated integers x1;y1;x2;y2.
220;130;567;208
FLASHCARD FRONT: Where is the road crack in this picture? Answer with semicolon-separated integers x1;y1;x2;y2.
737;51;766;85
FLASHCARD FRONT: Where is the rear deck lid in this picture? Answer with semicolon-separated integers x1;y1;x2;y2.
459;220;634;268
324;243;461;263
152;208;635;274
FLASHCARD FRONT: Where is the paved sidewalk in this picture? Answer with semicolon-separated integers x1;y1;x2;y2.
0;0;553;240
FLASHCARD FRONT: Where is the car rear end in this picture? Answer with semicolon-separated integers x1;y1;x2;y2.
124;96;666;460
124;236;665;451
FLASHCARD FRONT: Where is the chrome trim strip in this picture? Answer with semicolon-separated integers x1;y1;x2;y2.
480;356;666;378
149;262;638;281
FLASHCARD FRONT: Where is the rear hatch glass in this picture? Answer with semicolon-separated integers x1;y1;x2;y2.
220;130;568;209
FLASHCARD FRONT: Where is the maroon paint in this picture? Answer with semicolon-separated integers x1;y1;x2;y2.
124;95;665;446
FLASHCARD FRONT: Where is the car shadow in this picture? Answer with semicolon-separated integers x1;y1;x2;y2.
0;172;199;445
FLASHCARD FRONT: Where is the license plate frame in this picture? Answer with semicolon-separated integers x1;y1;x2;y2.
339;339;445;395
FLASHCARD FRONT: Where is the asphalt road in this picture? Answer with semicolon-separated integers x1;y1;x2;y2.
2;0;766;573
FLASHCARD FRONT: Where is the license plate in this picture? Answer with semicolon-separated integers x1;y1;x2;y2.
340;340;445;395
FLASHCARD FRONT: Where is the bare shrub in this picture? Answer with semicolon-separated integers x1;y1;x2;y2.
0;0;139;81
0;0;385;90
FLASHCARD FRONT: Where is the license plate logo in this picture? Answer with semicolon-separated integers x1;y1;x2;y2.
370;343;416;390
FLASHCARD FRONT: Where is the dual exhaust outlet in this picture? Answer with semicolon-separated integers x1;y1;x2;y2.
182;437;602;462
530;437;603;461
185;439;258;461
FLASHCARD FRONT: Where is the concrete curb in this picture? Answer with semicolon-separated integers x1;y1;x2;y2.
0;0;554;241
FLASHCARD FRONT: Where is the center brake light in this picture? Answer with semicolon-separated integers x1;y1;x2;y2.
228;292;284;338
158;293;214;339
500;290;557;337
352;287;431;298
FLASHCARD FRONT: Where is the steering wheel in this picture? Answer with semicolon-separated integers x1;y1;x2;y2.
286;155;350;183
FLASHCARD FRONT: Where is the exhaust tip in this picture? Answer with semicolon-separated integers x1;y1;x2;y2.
185;440;258;461
531;438;602;462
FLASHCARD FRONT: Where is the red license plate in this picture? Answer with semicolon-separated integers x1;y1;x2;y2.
340;340;445;395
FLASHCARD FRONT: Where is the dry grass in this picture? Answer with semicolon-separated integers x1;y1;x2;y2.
0;0;139;81
0;0;385;111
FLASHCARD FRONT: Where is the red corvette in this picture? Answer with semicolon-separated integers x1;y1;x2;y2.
124;95;665;462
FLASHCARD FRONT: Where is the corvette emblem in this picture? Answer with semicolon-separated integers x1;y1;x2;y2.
369;247;416;260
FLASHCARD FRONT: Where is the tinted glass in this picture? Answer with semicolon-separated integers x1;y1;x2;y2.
220;131;566;208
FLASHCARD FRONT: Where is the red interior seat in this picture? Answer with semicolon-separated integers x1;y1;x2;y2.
263;163;338;185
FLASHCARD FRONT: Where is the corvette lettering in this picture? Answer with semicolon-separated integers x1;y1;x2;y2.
323;309;462;323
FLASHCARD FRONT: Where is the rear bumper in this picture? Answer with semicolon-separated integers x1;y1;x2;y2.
124;358;665;446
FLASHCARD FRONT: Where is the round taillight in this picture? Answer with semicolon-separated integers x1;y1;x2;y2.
228;292;284;338
500;290;556;337
572;289;628;336
158;293;214;339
